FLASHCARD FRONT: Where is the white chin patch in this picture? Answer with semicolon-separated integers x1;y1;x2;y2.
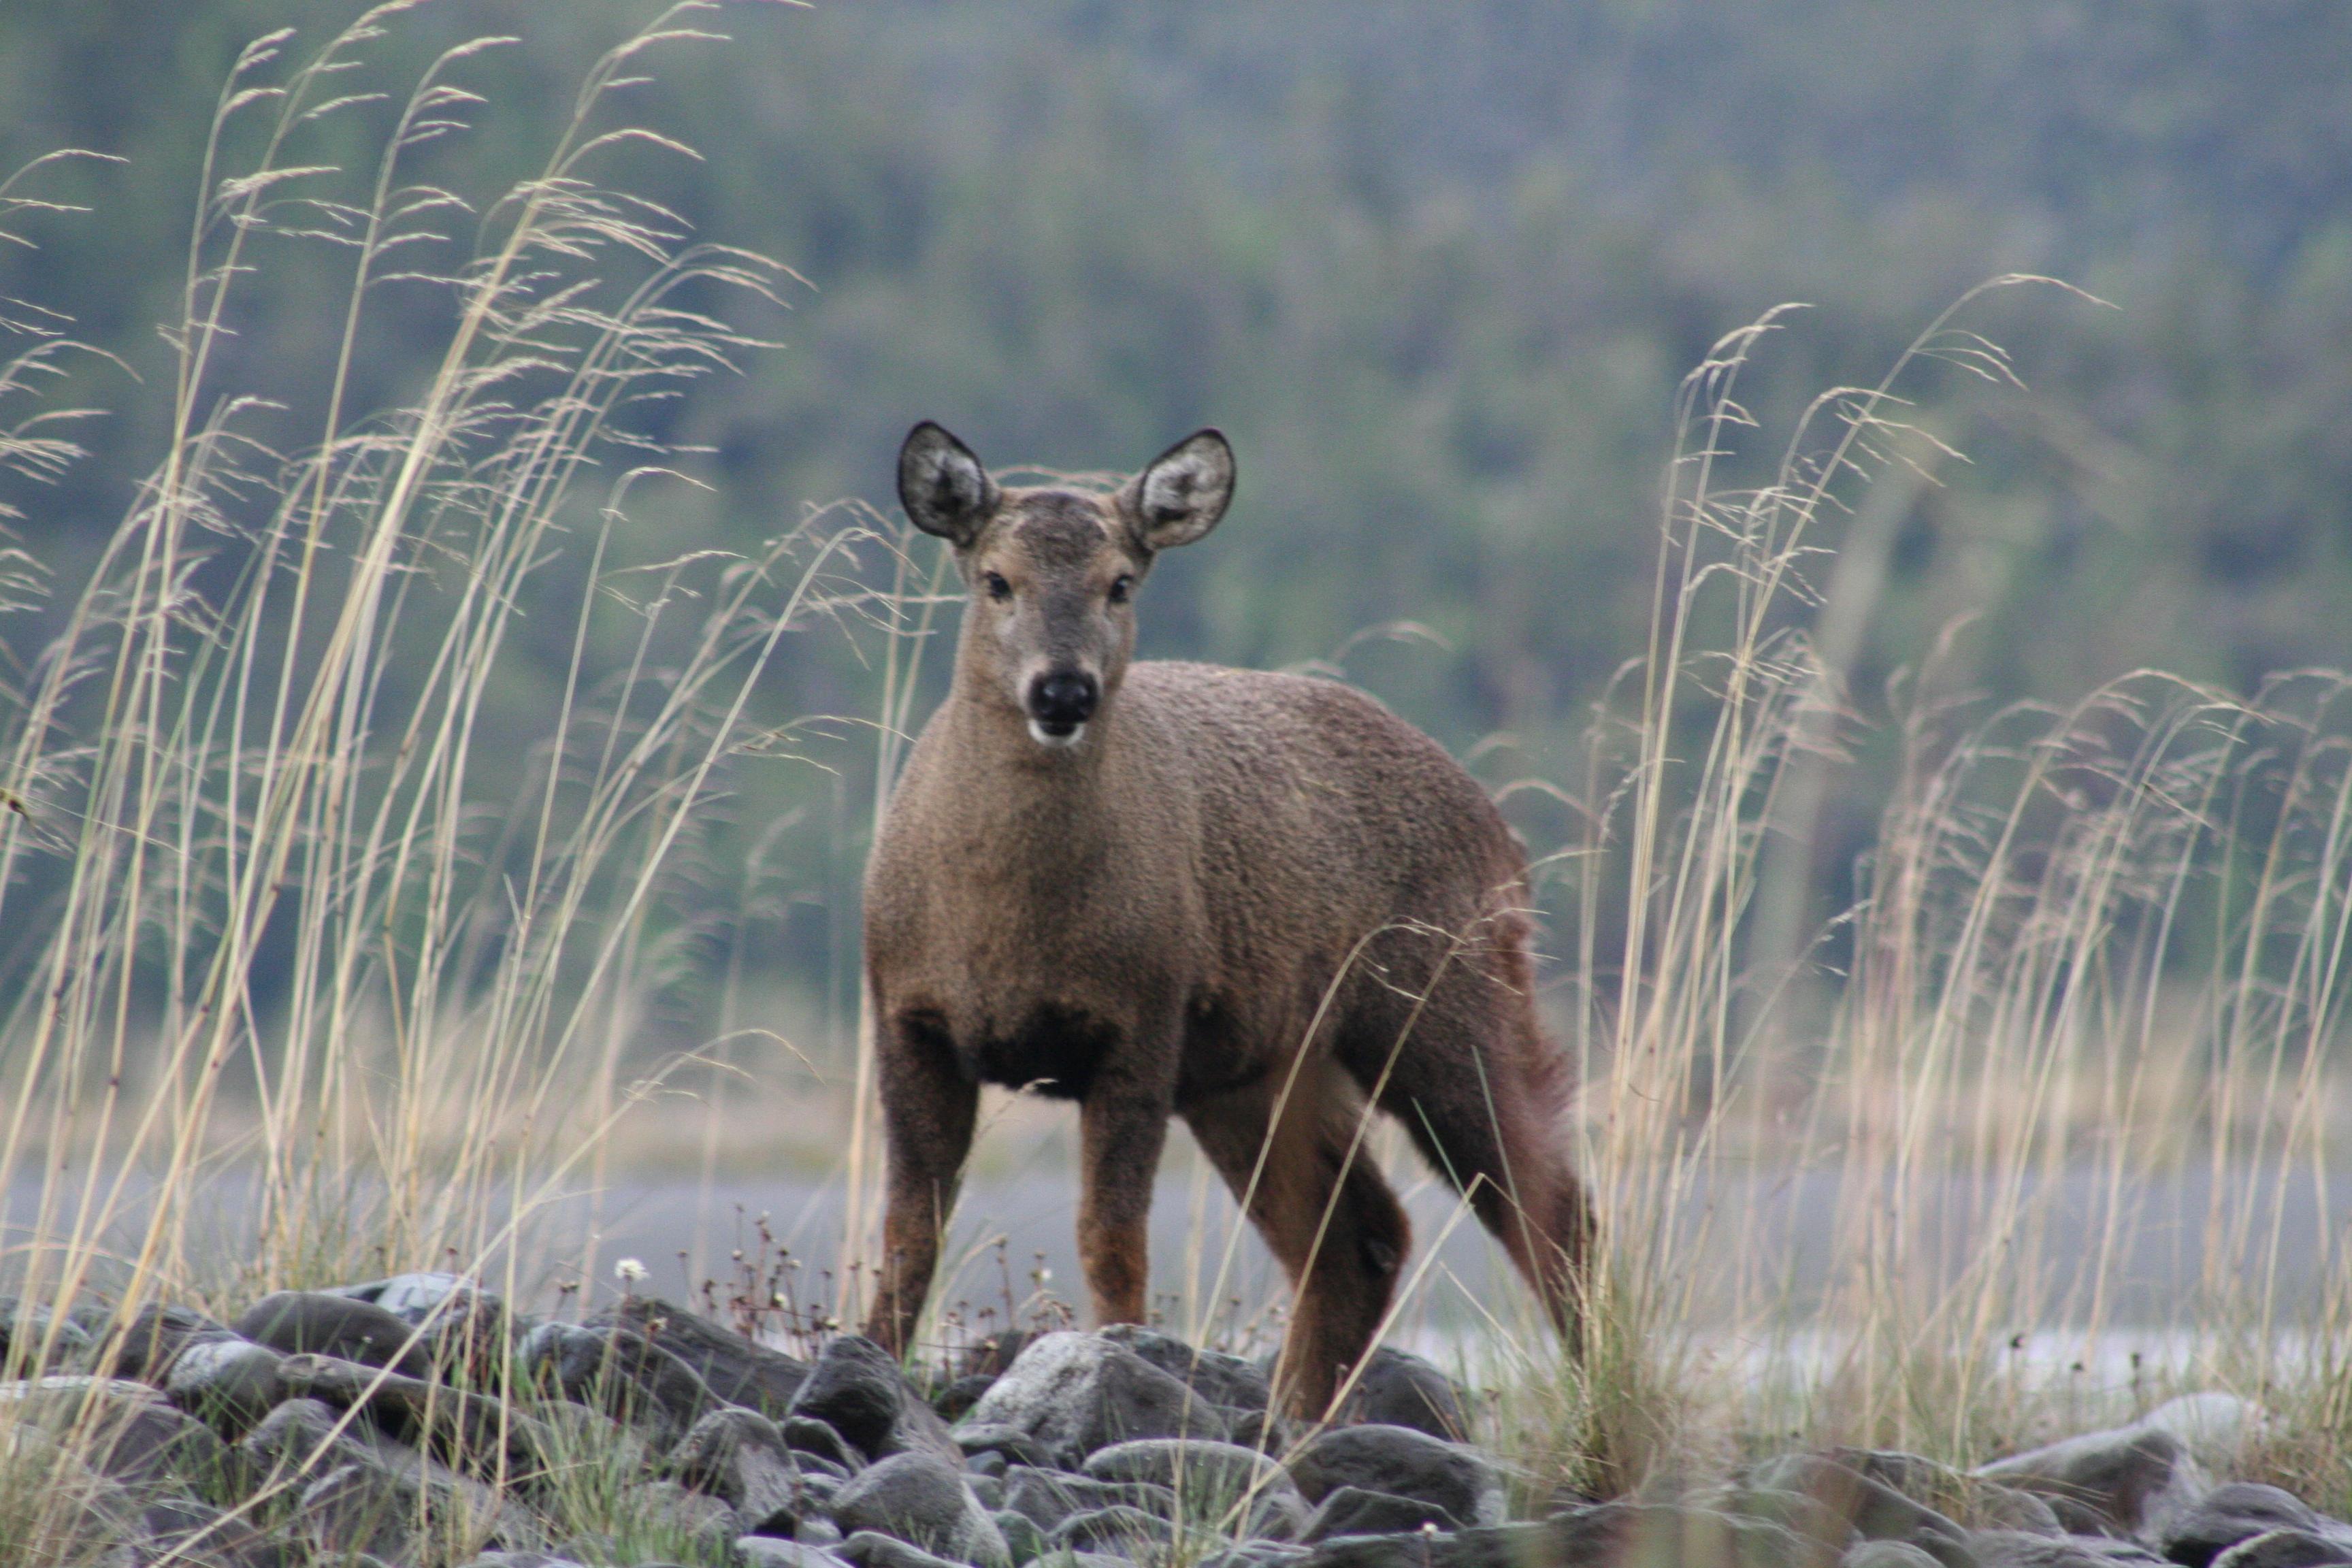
1028;719;1085;749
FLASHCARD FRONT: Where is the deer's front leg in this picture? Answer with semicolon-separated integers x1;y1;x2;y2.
865;1009;979;1356
1077;1070;1173;1326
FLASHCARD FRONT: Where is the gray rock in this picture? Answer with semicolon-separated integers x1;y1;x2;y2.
1746;1453;1965;1546
828;1450;1009;1566
163;1337;285;1437
1084;1438;1292;1501
133;1495;284;1568
738;1539;858;1568
1976;1426;2209;1542
2210;1532;2352;1568
937;1374;998;1422
277;1351;553;1477
791;1414;870;1469
952;1423;1055;1470
1197;1548;1313;1568
1299;1532;1454;1568
235;1292;432;1378
1966;1529;2168;1567
620;1477;740;1552
1099;1325;1271;1414
1971;1488;2066;1537
589;1296;811;1419
966;1450;1009;1480
672;1405;802;1530
794;1335;918;1458
2143;1396;2271;1477
791;1334;958;1465
2163;1485;2334;1568
0;1375;231;1491
331;1273;472;1322
525;1319;717;1443
1305;1485;1461;1540
1337;1349;1470;1442
1844;1546;1946;1568
993;1508;1044;1565
1000;1466;1177;1532
0;1295;93;1373
836;1530;968;1568
99;1305;237;1384
964;1331;1230;1468
1540;1501;1818;1568
237;1395;382;1484
1286;1424;1502;1528
1050;1503;1177;1555
296;1463;414;1562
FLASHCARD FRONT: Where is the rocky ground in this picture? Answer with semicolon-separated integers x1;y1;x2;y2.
0;1277;2345;1568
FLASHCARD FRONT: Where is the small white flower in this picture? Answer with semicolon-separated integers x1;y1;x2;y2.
615;1257;648;1284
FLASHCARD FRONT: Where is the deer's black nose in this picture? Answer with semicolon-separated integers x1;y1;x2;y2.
1027;670;1099;734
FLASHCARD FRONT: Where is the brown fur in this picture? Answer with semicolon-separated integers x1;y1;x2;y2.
862;424;1592;1416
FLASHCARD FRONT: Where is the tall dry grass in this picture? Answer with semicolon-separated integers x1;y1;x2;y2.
1486;287;2352;1504
0;1;904;1350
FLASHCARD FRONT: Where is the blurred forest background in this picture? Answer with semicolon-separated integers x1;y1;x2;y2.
3;0;2349;1079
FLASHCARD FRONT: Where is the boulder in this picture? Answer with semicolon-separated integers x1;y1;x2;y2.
1746;1453;1966;1547
2162;1484;2335;1568
620;1477;741;1553
237;1395;387;1486
1966;1529;2170;1567
672;1405;803;1533
992;1507;1045;1565
1537;1501;1820;1568
277;1351;555;1477
952;1424;1055;1471
235;1292;433;1379
134;1494;285;1568
836;1531;969;1568
99;1304;237;1384
828;1450;1009;1566
1336;1349;1470;1442
2210;1532;2352;1568
1099;1326;1271;1414
1083;1438;1292;1500
1286;1424;1503;1529
521;1319;717;1443
1000;1467;1177;1533
791;1334;956;1465
0;1374;230;1491
163;1337;286;1437
1305;1484;1462;1539
0;1295;93;1374
589;1296;811;1418
1051;1502;1177;1554
963;1332;1230;1468
2142;1396;2272;1479
295;1462;415;1562
1976;1426;2210;1541
1844;1546;1948;1568
738;1539;858;1568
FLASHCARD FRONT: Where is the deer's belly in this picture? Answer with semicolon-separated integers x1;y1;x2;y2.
957;1000;1120;1099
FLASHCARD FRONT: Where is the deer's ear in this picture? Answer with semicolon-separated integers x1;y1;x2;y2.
1120;429;1235;553
898;422;998;547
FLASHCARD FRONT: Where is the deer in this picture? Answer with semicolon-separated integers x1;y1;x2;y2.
860;421;1593;1418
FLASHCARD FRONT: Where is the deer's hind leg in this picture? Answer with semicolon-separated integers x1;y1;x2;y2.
1180;1058;1408;1420
1340;926;1592;1345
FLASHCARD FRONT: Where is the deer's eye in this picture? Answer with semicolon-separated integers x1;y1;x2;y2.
983;571;1011;602
1108;575;1134;605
